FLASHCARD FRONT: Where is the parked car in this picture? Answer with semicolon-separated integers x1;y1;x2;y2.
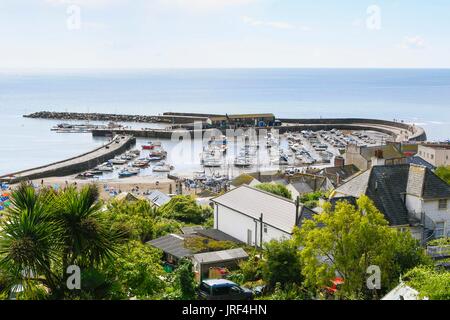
198;279;253;300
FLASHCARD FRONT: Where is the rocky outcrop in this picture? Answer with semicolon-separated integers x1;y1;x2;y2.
24;111;165;123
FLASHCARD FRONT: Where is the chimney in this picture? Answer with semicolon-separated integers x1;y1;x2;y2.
374;149;384;159
334;156;345;167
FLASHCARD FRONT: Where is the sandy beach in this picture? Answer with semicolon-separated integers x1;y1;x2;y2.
28;175;197;200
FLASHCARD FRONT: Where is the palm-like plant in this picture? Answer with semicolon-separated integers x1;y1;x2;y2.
0;184;63;296
54;184;126;270
0;183;126;299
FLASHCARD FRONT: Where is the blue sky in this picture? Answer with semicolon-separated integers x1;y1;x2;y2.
1;0;449;68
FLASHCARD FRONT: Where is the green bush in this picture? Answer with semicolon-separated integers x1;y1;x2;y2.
255;183;292;200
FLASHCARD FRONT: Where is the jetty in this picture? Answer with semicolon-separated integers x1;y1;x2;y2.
0;135;136;184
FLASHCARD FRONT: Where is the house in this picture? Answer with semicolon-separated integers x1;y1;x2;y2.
146;190;171;207
345;143;406;171
192;248;248;281
115;192;141;202
314;164;360;187
211;185;316;247
331;164;450;242
231;171;333;198
417;143;450;167
382;283;423;300
285;174;333;199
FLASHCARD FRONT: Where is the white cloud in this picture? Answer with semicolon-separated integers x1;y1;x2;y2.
399;36;426;49
242;16;305;30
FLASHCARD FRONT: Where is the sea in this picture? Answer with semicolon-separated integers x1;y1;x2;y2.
1;68;449;176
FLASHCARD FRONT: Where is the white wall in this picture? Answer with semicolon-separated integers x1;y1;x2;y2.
214;204;291;247
405;195;423;221
423;200;450;237
405;195;450;238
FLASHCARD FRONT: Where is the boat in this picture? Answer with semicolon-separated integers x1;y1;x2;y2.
152;164;173;172
118;168;139;178
142;142;156;150
234;157;252;167
150;149;167;157
132;160;150;168
87;170;103;176
203;160;222;168
110;157;127;165
142;141;162;150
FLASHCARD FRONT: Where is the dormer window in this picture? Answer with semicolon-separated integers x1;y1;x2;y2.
438;199;448;210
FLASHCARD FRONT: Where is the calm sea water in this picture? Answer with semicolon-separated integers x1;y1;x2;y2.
1;69;449;175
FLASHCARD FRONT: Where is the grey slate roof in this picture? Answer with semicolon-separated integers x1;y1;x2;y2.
181;225;205;235
147;234;193;259
333;170;371;198
318;164;360;186
422;169;450;199
192;248;248;264
196;229;243;243
366;165;410;226
406;156;436;170
147;190;171;207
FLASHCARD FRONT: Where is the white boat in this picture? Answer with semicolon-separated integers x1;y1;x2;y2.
234;158;252;167
110;157;127;165
203;160;222;168
152;165;173;172
96;165;114;172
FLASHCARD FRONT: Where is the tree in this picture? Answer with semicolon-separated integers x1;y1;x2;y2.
103;199;183;242
262;239;302;289
402;266;450;300
174;259;197;300
435;166;450;185
0;183;126;299
158;195;211;225
255;183;292;200
102;241;166;299
294;196;430;300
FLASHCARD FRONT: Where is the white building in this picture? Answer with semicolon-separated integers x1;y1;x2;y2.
211;185;315;247
333;164;450;242
417;144;450;167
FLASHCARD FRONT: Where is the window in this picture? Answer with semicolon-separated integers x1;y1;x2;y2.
431;154;434;160
439;199;448;210
435;222;445;238
212;286;230;296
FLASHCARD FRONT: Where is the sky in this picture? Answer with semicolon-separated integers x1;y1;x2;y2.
1;0;449;69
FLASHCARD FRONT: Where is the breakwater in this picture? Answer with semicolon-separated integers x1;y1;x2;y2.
0;135;136;184
92;119;426;142
24;111;209;124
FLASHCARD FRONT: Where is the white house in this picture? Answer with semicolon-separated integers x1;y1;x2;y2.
332;164;450;242
211;185;315;247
